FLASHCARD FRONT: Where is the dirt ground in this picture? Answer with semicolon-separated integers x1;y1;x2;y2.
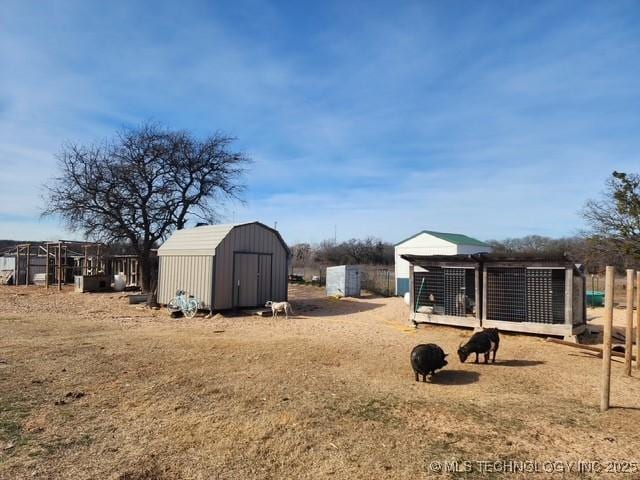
1;285;640;479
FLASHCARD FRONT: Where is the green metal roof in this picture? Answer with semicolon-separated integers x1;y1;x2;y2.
395;230;490;247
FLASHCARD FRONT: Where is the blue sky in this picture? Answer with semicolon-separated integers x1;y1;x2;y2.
0;1;639;244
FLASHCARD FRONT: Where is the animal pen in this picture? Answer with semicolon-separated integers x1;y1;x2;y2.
403;253;586;338
5;242;144;289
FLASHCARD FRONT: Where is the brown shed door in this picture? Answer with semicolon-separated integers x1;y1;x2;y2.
257;254;272;305
233;253;272;307
233;253;259;307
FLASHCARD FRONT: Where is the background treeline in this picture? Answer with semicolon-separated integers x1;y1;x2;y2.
290;234;640;276
487;235;639;273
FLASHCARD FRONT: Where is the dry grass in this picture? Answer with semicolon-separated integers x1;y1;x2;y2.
1;285;640;479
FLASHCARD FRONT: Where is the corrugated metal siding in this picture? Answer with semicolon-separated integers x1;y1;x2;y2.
157;224;236;256
157;255;214;309
233;253;259;307
214;223;288;309
326;266;346;296
326;265;361;297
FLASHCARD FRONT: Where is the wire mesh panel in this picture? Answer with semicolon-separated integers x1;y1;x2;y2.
526;269;553;324
414;267;475;317
551;269;566;324
487;267;567;324
486;267;527;322
414;267;444;313
444;268;465;316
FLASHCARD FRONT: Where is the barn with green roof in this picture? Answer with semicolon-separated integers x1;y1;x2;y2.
394;230;492;296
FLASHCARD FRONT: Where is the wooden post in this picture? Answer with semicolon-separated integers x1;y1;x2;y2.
482;267;488;324
625;269;634;376
565;267;574;333
25;244;30;286
63;245;67;283
409;264;414;317
45;244;49;289
601;266;614;412
15;247;20;287
57;242;62;291
475;267;481;323
637;272;640;371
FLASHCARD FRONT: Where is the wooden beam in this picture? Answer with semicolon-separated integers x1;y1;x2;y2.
565;267;573;326
625;269;634;376
482;318;578;337
601;265;614;412
413;312;479;329
546;337;636;361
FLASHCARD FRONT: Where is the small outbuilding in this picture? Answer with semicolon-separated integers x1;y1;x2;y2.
326;265;361;297
394;230;492;296
157;222;290;311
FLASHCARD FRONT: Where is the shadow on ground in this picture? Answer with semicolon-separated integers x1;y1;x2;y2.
494;359;545;367
430;370;480;385
292;297;384;318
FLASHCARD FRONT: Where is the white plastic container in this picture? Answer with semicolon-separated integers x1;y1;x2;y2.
113;274;126;292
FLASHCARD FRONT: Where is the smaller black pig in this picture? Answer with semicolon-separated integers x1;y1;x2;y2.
410;344;448;382
457;328;500;364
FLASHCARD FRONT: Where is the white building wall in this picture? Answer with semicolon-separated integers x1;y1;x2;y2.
394;232;492;295
394;233;458;282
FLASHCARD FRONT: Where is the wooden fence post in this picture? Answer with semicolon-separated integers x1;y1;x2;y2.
637;271;640;371
45;244;49;289
625;269;634;376
601;266;614;412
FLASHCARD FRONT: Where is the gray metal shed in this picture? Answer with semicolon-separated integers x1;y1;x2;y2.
326;265;361;297
157;222;290;311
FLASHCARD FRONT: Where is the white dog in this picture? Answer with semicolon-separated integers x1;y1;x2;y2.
265;300;294;320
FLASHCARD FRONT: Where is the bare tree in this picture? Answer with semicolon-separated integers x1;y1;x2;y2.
43;123;250;292
583;171;640;261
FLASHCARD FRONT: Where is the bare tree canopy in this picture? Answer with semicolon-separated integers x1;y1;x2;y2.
43;123;250;292
582;171;640;260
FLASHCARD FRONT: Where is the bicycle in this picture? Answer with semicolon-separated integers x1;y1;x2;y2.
167;290;199;319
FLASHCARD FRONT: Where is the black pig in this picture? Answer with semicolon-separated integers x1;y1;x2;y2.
410;343;448;382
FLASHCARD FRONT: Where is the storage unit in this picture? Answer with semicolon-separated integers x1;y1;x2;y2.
326;265;361;297
157;222;290;311
403;253;586;338
74;275;112;293
394;230;492;296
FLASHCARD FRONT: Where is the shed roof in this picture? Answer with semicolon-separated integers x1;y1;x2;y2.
401;253;577;268
395;230;490;247
158;222;290;257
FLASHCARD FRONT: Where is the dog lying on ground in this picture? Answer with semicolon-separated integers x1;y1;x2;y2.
265;301;294;320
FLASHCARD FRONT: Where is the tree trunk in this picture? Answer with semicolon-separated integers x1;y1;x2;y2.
138;250;157;294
